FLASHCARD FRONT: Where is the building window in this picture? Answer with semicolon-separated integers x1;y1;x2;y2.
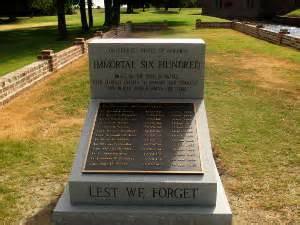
247;0;254;8
216;0;223;8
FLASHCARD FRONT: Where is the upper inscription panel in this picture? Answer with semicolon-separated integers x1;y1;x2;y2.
88;39;205;100
83;103;202;174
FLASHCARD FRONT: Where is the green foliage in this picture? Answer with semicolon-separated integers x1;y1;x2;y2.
32;0;56;15
181;0;201;8
149;0;200;9
31;0;74;16
285;9;300;17
65;0;76;15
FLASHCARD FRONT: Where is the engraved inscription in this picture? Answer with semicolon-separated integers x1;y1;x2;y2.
83;103;202;174
89;184;200;200
89;42;205;99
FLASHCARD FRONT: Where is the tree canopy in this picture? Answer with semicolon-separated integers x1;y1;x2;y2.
0;0;202;38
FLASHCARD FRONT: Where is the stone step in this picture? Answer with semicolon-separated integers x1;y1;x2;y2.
69;175;217;206
54;177;231;225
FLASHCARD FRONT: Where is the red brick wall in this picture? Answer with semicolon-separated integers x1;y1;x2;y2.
195;20;300;50
0;25;130;107
232;22;300;49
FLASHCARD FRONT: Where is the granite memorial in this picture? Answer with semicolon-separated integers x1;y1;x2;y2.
53;39;232;225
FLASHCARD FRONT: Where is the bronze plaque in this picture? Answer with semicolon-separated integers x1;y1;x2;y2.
82;103;202;174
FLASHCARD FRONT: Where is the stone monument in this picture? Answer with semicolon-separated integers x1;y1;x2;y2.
53;39;232;225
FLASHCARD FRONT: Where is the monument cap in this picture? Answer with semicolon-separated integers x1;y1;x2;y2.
88;38;205;101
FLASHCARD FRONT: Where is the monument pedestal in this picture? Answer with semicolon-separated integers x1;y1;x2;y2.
53;39;232;224
53;101;232;225
54;179;230;225
67;101;217;206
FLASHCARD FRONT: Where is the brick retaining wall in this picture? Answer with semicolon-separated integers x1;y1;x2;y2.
232;22;300;50
196;21;300;51
0;60;51;106
195;20;233;29
0;25;130;107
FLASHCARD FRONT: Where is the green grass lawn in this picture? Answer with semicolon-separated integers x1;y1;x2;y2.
284;8;300;17
0;9;299;225
0;8;227;76
0;25;299;224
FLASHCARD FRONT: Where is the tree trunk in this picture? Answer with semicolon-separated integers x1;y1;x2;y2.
87;0;93;28
104;0;113;27
9;16;16;21
165;0;169;11
127;1;133;14
80;0;89;32
112;0;120;27
56;0;67;38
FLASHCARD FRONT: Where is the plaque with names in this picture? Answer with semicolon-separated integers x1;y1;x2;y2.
82;103;203;174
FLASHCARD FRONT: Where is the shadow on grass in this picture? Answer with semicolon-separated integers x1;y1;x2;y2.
0;24;100;41
0;18;10;24
121;11;140;14
0;17;35;25
151;10;180;14
0;17;18;24
0;24;101;75
21;198;58;225
167;20;189;26
132;20;189;27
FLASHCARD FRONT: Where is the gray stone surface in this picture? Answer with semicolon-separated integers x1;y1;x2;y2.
68;100;217;206
53;101;232;225
88;39;205;100
53;154;231;225
54;182;231;225
53;38;232;224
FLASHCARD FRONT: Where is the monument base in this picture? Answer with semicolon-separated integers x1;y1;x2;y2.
53;101;232;224
68;101;218;206
53;175;231;225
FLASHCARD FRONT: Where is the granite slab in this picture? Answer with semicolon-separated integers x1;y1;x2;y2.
67;100;217;206
88;39;205;100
